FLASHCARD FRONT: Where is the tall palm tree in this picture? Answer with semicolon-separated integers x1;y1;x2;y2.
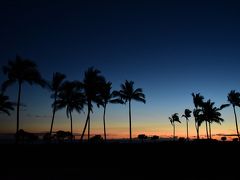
117;80;146;141
169;113;181;141
98;81;123;141
182;109;191;140
2;55;45;136
0;93;14;116
80;67;106;141
48;72;66;136
228;90;240;141
55;81;85;138
192;93;204;139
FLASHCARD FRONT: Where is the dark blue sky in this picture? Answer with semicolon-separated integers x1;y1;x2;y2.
1;0;240;137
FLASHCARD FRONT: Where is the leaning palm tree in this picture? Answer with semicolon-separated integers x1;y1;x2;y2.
0;93;14;116
55;81;85;138
169;113;181;141
192;93;204;139
98;81;123;141
228;90;240;141
80;67;106;141
117;80;146;141
48;72;66;136
2;55;45;137
182;109;191;140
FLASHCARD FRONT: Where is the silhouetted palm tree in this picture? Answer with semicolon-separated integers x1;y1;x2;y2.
55;81;85;138
117;80;146;141
182;109;191;140
98;81;123;141
192;93;204;139
2;56;45;137
0;93;14;115
228;90;240;141
80;67;106;141
201;100;228;139
48;72;66;136
169;113;181;141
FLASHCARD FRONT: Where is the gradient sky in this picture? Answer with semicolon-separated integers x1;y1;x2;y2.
1;0;240;139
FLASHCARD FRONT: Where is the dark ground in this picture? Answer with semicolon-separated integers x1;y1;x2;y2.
0;141;239;179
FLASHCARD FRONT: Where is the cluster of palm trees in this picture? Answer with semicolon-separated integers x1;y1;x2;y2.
169;92;240;141
0;55;146;142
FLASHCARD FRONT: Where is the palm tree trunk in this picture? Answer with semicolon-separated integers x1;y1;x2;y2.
80;106;90;141
88;114;90;140
173;124;175;141
50;95;57;136
186;120;189;140
103;105;107;141
69;111;73;141
129;101;132;141
205;121;209;139
208;122;212;139
16;81;22;133
195;119;199;139
233;105;240;140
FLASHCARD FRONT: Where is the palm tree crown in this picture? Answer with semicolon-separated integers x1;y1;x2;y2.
119;80;146;104
2;55;45;91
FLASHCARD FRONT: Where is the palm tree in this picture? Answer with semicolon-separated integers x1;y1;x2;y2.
48;72;66;136
0;93;14;116
192;93;204;139
169;113;181;141
201;100;228;139
55;81;85;138
182;109;191;140
98;81;123;141
192;109;204;139
2;55;45;137
80;67;106;141
228;90;240;141
117;80;146;141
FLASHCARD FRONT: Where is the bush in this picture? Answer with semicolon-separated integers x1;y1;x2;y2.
151;135;159;141
178;137;186;142
138;134;148;142
221;137;227;141
232;138;239;142
90;135;104;143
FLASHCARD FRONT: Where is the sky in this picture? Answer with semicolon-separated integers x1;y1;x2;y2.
1;0;240;139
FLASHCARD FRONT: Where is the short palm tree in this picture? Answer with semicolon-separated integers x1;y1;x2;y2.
98;81;123;141
0;93;14;116
182;109;191;140
2;55;45;136
48;72;66;136
55;81;85;138
228;90;240;141
169;113;181;141
80;67;106;141
117;80;146;141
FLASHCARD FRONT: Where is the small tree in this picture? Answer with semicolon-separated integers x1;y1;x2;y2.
138;134;148;143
